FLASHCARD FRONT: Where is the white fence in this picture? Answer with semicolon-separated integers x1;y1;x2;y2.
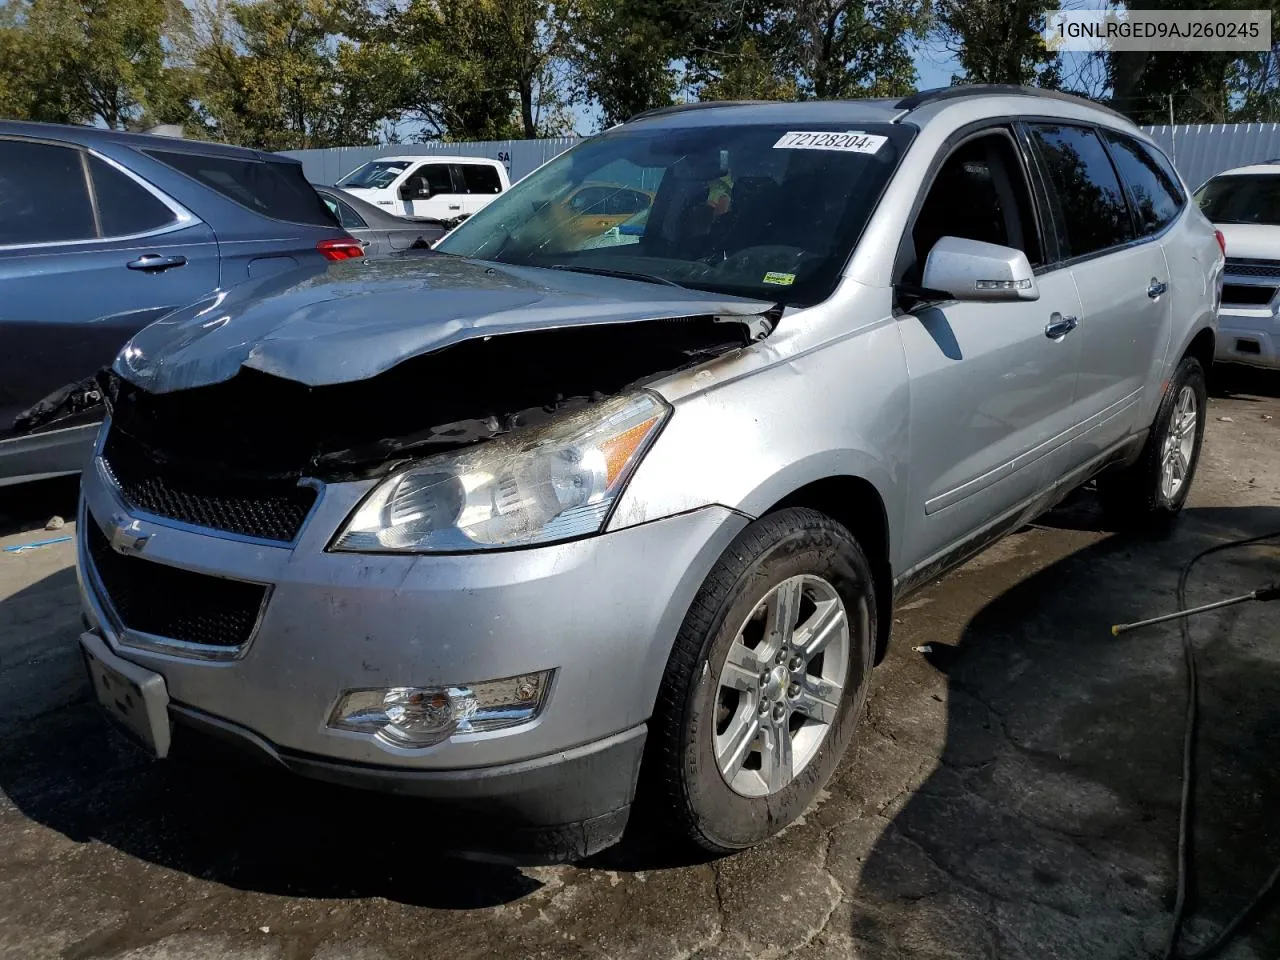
282;124;1280;191
280;137;577;185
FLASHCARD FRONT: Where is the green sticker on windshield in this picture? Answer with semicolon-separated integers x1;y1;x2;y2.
763;271;796;286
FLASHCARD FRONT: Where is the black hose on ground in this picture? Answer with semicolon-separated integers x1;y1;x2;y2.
1160;529;1280;960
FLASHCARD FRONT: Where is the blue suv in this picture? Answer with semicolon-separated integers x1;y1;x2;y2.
0;121;361;486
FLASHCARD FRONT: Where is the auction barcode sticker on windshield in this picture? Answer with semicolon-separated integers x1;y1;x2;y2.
773;131;887;153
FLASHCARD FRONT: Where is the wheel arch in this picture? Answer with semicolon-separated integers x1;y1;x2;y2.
1182;324;1216;374
758;475;895;664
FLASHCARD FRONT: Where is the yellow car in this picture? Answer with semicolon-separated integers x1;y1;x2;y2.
557;183;653;247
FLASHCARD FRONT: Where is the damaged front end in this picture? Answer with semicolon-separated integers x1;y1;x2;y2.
98;307;774;546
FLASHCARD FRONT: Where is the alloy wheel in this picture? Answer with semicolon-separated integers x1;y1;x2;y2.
712;575;850;798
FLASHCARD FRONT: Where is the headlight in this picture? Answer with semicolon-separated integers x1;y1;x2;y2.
332;391;669;552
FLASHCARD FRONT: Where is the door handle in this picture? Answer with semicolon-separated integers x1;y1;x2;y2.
1148;279;1168;299
1045;313;1079;339
127;254;187;272
448;204;462;210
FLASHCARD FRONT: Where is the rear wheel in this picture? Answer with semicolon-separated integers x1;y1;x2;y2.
1097;355;1207;530
647;508;876;853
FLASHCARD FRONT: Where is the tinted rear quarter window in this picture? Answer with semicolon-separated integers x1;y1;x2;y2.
324;195;366;229
0;139;97;245
1030;123;1133;259
458;163;502;194
147;150;338;226
89;155;177;237
1102;132;1184;236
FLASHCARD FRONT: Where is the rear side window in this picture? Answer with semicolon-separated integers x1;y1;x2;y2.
322;194;367;229
89;155;177;237
456;163;502;194
0;139;97;245
1030;124;1134;259
1102;132;1184;236
147;150;338;226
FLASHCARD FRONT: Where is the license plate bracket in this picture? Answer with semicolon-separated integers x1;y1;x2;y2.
80;632;171;758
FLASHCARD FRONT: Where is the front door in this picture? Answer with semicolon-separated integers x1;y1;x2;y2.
406;162;466;220
897;128;1084;569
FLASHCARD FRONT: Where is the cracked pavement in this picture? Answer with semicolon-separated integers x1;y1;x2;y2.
2;373;1278;960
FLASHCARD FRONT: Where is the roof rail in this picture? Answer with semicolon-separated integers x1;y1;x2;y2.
895;85;1132;124
629;100;776;123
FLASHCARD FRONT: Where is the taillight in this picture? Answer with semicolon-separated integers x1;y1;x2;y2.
1214;229;1226;257
318;237;365;261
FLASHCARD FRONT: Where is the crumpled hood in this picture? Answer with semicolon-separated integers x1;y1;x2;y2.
114;256;771;394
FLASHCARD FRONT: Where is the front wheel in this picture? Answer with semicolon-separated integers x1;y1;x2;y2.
1097;355;1207;530
646;508;876;854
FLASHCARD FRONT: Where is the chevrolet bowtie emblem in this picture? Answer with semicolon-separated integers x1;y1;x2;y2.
106;514;150;555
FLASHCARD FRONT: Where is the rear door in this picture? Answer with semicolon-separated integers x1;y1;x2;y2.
454;162;504;216
0;137;220;440
1027;122;1170;463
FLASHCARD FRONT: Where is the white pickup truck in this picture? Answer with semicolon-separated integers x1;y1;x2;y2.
335;156;510;222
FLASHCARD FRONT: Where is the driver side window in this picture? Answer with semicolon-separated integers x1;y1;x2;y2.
907;131;1043;284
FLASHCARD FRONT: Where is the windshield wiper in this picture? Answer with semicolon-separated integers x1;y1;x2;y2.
548;263;684;288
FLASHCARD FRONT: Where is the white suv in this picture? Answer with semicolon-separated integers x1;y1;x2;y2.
336;155;510;222
1196;164;1280;368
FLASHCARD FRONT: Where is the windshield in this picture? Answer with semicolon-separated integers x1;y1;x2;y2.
436;122;912;305
1195;174;1280;225
338;160;411;190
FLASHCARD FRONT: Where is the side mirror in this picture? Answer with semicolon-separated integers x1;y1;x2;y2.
920;236;1039;302
400;180;430;201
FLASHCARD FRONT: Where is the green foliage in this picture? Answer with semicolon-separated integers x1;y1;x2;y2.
0;0;180;128
6;0;1278;147
688;0;927;103
1108;1;1280;124
196;0;403;149
936;0;1061;88
567;0;684;127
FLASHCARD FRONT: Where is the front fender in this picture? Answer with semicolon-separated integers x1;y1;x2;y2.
608;319;910;572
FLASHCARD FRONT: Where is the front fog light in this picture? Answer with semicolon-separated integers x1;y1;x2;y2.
328;671;553;746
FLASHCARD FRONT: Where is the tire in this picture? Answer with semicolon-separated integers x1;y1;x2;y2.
646;507;877;854
1097;355;1208;531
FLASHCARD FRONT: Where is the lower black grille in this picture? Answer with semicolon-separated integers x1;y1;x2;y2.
86;520;268;649
1225;257;1280;279
101;427;317;543
1222;283;1276;307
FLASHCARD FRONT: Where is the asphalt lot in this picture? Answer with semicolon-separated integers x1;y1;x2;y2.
2;369;1278;960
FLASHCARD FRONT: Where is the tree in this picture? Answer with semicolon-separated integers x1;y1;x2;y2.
1108;1;1280;123
197;0;403;149
935;0;1061;88
0;0;180;128
568;0;685;127
786;0;928;98
688;0;926;103
393;0;576;141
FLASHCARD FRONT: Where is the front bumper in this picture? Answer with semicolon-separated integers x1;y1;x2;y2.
1216;308;1279;369
78;454;747;856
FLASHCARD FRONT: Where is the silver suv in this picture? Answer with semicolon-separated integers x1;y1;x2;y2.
77;86;1222;863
